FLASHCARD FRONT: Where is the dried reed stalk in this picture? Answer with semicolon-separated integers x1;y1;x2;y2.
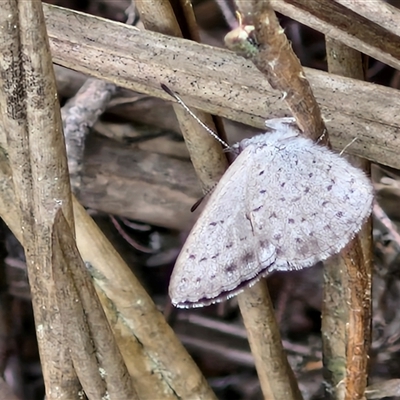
270;0;400;70
0;1;137;398
229;1;374;399
0;1;78;396
41;4;400;170
136;0;228;194
0;1;216;399
228;1;321;398
323;38;372;400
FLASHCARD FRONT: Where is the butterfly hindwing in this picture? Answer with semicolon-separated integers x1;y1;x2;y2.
169;148;276;307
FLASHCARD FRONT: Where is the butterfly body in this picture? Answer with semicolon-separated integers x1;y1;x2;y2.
169;121;373;308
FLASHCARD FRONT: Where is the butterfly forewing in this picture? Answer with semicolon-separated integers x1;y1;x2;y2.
245;135;373;270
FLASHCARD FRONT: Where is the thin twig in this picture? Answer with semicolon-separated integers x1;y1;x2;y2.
373;202;400;252
62;78;117;193
232;0;327;142
270;0;400;70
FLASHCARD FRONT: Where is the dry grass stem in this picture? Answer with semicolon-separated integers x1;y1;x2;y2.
73;199;218;399
136;0;228;193
234;0;326;141
0;1;138;398
79;134;201;230
0;2;212;399
323;37;372;400
223;2;312;397
0;149;216;399
42;4;400;170
0;1;79;396
270;0;400;70
334;0;400;37
52;209;137;399
238;282;304;400
226;3;374;399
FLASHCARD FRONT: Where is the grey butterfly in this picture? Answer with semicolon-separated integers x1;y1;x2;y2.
169;118;373;308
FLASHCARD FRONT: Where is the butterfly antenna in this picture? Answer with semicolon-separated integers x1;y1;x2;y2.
316;129;328;144
161;84;230;149
340;137;358;156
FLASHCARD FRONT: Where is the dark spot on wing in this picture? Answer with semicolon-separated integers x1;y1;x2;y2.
260;189;267;194
299;243;309;254
288;218;295;224
259;170;265;176
226;243;233;249
301;217;306;222
327;185;333;191
210;274;216;280
281;182;286;187
196;278;201;283
336;211;344;218
189;254;196;260
309;173;313;178
211;253;220;259
304;187;310;194
240;237;247;242
242;253;255;264
209;221;217;226
322;201;329;207
295;238;302;243
253;205;263;212
199;257;207;262
312;159;316;164
220;220;225;224
225;264;237;273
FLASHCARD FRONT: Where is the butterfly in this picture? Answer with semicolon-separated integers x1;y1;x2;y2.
168;117;373;308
